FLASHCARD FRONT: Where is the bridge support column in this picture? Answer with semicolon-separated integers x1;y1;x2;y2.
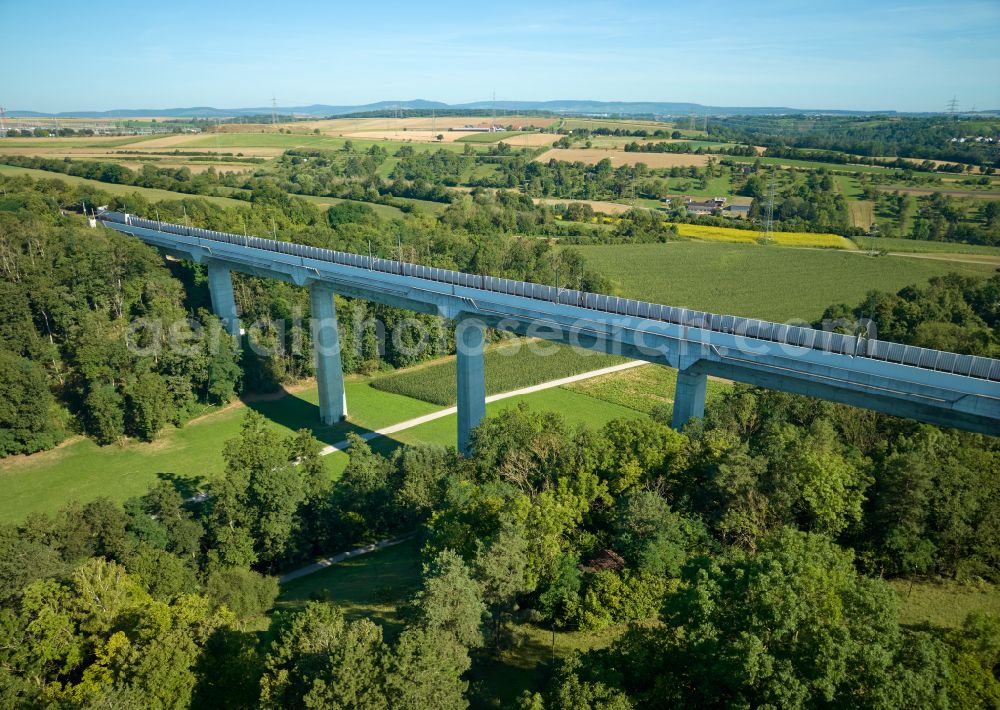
672;366;707;430
456;317;486;456
207;262;241;337
310;284;348;425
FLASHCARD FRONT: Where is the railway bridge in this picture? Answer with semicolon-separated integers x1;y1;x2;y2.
97;211;1000;451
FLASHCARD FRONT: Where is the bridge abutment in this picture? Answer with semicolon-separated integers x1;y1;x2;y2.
456;317;486;455
207;262;241;337
310;284;348;425
672;366;707;430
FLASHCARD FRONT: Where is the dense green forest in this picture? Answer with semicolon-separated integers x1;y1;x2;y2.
1;375;997;706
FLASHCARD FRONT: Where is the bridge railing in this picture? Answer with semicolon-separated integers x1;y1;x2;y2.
97;210;1000;383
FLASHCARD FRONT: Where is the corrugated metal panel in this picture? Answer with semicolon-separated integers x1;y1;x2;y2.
936;351;957;372
970;357;992;379
903;346;922;367
919;349;939;369
990;360;1000;382
954;354;974;377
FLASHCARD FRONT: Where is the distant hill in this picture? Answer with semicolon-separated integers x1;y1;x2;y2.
7;99;992;119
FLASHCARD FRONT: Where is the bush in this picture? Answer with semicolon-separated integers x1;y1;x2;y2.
205;566;279;618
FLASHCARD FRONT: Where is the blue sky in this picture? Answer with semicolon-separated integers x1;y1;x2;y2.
2;0;998;113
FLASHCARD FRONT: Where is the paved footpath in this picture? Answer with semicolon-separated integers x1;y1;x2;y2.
279;535;415;584
317;359;646;456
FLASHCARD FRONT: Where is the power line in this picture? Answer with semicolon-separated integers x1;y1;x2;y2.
762;170;776;244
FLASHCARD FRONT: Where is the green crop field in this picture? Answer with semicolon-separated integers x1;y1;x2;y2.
852;236;1000;256
0;380;440;523
0;164;247;207
371;341;628;406
572;241;997;322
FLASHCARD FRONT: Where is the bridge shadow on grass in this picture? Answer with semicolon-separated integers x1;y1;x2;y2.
243;388;410;458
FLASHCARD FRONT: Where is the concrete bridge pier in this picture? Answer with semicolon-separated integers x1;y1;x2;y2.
456;316;486;455
672;365;708;430
207;262;241;337
310;284;348;425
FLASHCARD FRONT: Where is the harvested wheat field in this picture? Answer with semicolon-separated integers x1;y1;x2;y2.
502;133;561;147
345;130;477;142
535;148;711;168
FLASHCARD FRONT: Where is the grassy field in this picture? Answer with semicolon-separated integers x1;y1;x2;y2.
371;341;628;406
889;579;1000;629
852;236;1000;256
0;380;439;523
563;363;730;412
572;241;997;322
0;164;247;208
671;222;855;249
